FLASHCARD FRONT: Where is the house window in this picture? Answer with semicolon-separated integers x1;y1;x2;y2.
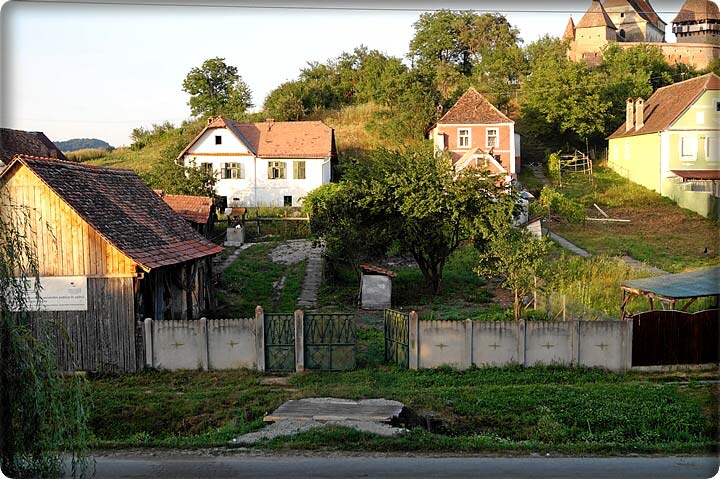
222;162;243;179
293;161;306;180
707;137;716;161
284;196;292;207
458;129;471;148
715;100;720;112
680;137;697;159
200;162;213;175
268;161;286;179
486;129;498;148
215;135;222;145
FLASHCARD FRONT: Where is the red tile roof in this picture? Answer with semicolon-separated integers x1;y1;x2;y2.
437;88;513;125
0;128;67;165
1;155;222;271
161;194;214;224
360;264;397;278
673;0;720;22
671;170;720;180
608;73;720;139
179;116;336;159
563;17;576;41
576;0;617;29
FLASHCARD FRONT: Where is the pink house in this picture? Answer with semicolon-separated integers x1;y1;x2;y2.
428;88;521;178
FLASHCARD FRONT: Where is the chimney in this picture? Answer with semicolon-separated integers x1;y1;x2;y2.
626;98;634;132
634;97;644;130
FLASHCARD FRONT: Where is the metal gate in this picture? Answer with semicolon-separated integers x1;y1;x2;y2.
384;309;409;368
304;313;356;371
264;313;296;371
632;309;719;366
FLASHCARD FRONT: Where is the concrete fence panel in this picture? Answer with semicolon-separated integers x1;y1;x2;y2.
577;320;631;371
472;321;521;367
151;319;206;370
207;318;257;370
418;320;470;369
524;321;574;366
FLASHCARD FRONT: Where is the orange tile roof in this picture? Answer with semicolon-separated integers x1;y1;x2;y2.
179;116;336;159
437;88;513;125
360;264;397;278
563;16;576;40
161;194;214;224
673;0;720;22
1;155;222;271
576;0;617;29
608;73;720;139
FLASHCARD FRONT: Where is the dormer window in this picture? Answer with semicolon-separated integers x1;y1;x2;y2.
215;135;222;145
458;129;471;148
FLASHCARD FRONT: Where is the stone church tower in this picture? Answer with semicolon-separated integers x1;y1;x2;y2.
672;0;720;45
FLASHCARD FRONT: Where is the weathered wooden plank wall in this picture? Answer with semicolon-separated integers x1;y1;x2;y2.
31;278;139;372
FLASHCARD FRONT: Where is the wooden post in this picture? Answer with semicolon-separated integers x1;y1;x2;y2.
294;309;304;372
562;295;566;321
408;311;419;370
533;276;537;311
255;305;265;372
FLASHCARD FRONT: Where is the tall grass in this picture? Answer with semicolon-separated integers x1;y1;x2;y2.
65;148;112;163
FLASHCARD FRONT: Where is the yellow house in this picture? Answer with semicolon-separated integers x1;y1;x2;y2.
607;73;720;218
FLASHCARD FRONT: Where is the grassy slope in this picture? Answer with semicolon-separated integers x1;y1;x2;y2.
544;165;719;273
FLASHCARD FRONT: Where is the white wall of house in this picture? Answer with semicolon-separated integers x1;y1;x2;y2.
182;128;332;207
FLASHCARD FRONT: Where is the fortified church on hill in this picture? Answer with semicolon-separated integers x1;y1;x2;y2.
564;0;720;69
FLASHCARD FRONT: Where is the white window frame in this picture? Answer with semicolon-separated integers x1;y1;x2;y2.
199;162;213;176
680;137;697;160
486;128;499;149
268;161;286;180
458;129;471;148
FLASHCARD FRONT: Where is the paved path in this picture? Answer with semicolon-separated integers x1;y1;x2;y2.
546;230;592;259
216;243;256;274
298;243;324;308
72;453;719;479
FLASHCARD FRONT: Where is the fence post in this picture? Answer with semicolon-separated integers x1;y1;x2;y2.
295;309;305;372
518;319;526;367
255;306;265;372
623;317;634;371
143;318;153;368
464;319;473;369
198;317;209;371
408;311;419;370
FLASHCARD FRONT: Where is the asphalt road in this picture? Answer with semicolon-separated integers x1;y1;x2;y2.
67;453;719;479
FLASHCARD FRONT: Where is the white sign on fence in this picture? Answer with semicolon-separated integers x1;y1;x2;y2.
11;276;88;311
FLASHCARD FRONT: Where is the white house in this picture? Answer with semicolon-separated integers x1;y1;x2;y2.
178;116;337;207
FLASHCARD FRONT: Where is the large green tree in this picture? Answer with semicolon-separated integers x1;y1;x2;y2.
182;57;253;118
306;142;512;294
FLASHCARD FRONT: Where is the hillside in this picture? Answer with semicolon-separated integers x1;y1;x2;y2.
85;104;396;173
55;138;112;152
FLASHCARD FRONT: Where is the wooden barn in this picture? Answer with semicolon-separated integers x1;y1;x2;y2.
0;155;223;372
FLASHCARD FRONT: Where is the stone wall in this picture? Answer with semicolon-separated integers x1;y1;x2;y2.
407;316;633;372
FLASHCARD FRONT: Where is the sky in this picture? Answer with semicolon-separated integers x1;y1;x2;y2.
0;0;687;147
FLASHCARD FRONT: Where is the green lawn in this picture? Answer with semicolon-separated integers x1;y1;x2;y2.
543;165;719;273
86;359;719;453
217;242;305;317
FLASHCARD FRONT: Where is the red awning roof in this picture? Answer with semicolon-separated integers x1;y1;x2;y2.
360;264;397;278
671;169;720;180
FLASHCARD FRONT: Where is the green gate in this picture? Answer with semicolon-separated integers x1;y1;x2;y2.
264;313;296;371
304;313;356;371
384;309;409;368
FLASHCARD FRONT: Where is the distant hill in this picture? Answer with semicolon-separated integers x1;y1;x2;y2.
55;138;112;152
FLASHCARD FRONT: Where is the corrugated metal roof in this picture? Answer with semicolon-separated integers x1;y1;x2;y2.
621;267;720;299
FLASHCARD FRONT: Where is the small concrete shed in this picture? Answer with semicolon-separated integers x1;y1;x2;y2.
360;264;397;310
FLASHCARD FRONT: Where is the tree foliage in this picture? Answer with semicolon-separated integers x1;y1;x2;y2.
305;142;512;294
182;57;253;118
476;226;551;320
0;201;90;478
